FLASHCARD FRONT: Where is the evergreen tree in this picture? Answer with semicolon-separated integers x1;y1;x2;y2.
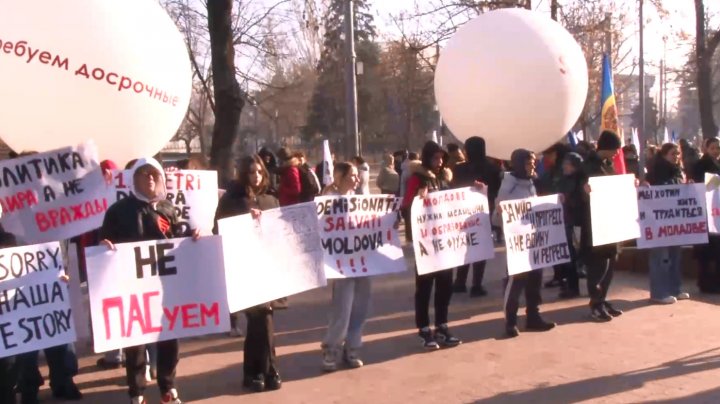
303;0;379;150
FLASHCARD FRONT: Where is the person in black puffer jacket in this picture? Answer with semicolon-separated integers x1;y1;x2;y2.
692;137;720;293
214;155;282;393
581;131;625;322
556;152;588;299
645;143;690;305
450;136;501;297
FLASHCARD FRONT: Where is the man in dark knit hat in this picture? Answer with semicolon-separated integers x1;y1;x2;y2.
580;130;624;322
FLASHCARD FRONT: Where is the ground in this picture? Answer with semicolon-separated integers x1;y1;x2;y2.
36;250;720;404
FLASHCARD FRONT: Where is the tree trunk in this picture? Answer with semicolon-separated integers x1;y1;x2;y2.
208;0;243;186
695;0;719;139
550;0;558;21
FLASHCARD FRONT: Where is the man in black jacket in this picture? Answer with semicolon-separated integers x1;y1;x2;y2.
581;131;624;322
100;158;196;404
451;137;501;297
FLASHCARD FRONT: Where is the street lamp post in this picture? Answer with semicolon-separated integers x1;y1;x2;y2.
344;0;360;158
638;0;647;176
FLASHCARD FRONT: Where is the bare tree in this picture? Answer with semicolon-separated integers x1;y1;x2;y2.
207;0;243;185
694;0;720;138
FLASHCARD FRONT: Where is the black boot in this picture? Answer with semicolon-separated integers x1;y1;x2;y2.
265;372;282;391
243;374;265;393
469;285;488;297
525;314;556;331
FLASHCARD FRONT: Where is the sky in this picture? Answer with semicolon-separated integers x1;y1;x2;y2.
368;0;720;109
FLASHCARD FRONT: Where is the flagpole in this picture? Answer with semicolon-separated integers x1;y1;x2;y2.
638;0;647;179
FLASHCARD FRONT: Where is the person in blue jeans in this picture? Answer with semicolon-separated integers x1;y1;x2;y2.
320;162;373;371
645;143;691;304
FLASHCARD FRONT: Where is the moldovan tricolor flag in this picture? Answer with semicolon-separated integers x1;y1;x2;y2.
600;53;626;174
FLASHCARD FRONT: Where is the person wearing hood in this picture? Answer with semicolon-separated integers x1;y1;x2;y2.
352;156;371;195
536;143;572;288
450;136;501;297
645;143;690;304
494;149;557;338
100;157;196;404
258;147;278;189
581;131;625;322
401;141;462;350
214;155;282;393
556;152;587;299
692;137;720;293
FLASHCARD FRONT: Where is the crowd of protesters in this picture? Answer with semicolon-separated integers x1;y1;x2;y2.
2;130;720;404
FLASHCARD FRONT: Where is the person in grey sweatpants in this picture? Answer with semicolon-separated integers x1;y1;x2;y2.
320;162;372;372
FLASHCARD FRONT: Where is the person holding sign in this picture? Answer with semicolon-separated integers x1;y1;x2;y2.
691;137;720;294
0;212;21;404
450;136;501;297
402;141;462;350
320;162;373;371
99;157;196;404
581;131;624;321
556;152;587;299
495;149;557;338
213;155;282;393
645;143;692;304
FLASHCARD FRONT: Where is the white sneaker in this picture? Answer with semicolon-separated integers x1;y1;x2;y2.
160;388;182;404
343;348;364;368
652;296;677;305
321;347;337;372
676;292;690;300
130;396;146;404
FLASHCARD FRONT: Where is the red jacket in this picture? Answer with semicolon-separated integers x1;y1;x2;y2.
278;161;302;206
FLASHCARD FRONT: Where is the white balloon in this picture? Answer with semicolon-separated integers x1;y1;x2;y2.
0;0;192;166
435;9;588;159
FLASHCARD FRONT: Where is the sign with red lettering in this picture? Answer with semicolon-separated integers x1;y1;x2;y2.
0;142;113;244
636;184;709;248
85;237;229;353
410;187;494;275
316;195;405;278
0;1;192;165
706;174;720;235
501;194;570;275
218;202;326;312
0;242;77;358
114;169;219;234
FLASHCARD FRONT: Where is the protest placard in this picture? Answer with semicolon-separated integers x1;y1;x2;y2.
0;242;76;358
589;174;641;246
706;174;720;234
114;169;219;234
316;195;405;278
500;194;570;276
0;142;113;244
85;237;229;353
410;187;494;275
218;202;325;312
637;184;708;248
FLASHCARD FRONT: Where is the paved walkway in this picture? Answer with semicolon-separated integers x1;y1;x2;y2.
35;251;720;404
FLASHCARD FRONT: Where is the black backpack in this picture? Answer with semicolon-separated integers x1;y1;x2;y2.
298;164;320;202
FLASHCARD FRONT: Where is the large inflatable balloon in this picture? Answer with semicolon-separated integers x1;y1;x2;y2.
434;9;588;159
0;0;192;166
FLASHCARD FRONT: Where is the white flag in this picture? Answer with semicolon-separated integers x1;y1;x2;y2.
631;128;641;152
322;139;334;187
